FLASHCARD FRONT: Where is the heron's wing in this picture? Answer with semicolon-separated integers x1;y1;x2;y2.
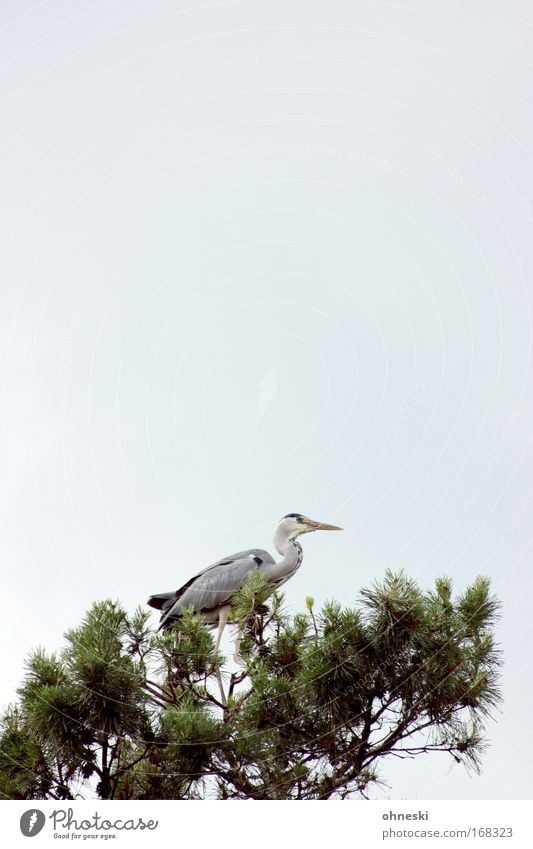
147;548;275;627
152;548;275;628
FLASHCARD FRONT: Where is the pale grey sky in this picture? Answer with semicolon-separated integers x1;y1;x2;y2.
1;0;532;800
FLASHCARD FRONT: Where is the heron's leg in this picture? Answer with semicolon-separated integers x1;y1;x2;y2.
215;668;226;706
213;605;230;656
213;606;230;705
233;626;246;667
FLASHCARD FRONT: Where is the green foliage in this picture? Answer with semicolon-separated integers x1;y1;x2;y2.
155;606;217;680
0;573;502;800
0;707;54;799
230;569;273;619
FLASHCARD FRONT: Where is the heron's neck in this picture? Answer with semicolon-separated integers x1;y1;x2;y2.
273;525;300;557
265;529;304;585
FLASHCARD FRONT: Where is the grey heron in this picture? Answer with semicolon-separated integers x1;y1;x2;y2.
147;513;342;664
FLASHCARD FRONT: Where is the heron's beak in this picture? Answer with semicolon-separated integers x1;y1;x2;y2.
304;519;343;533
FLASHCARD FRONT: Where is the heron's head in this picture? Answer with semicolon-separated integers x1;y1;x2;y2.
277;512;343;540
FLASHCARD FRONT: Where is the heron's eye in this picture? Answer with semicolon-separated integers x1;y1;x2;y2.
297;516;304;523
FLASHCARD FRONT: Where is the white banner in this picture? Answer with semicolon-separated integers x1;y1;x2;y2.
0;800;529;848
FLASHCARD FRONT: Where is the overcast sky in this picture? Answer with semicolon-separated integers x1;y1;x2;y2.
1;0;532;800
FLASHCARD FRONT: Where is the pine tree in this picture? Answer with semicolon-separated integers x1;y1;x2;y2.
0;571;501;800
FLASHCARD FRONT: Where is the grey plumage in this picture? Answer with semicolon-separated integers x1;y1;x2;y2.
148;548;275;630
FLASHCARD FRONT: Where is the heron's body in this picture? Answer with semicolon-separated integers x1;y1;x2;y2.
147;513;341;668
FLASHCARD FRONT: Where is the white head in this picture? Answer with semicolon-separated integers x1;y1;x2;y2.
273;512;342;553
